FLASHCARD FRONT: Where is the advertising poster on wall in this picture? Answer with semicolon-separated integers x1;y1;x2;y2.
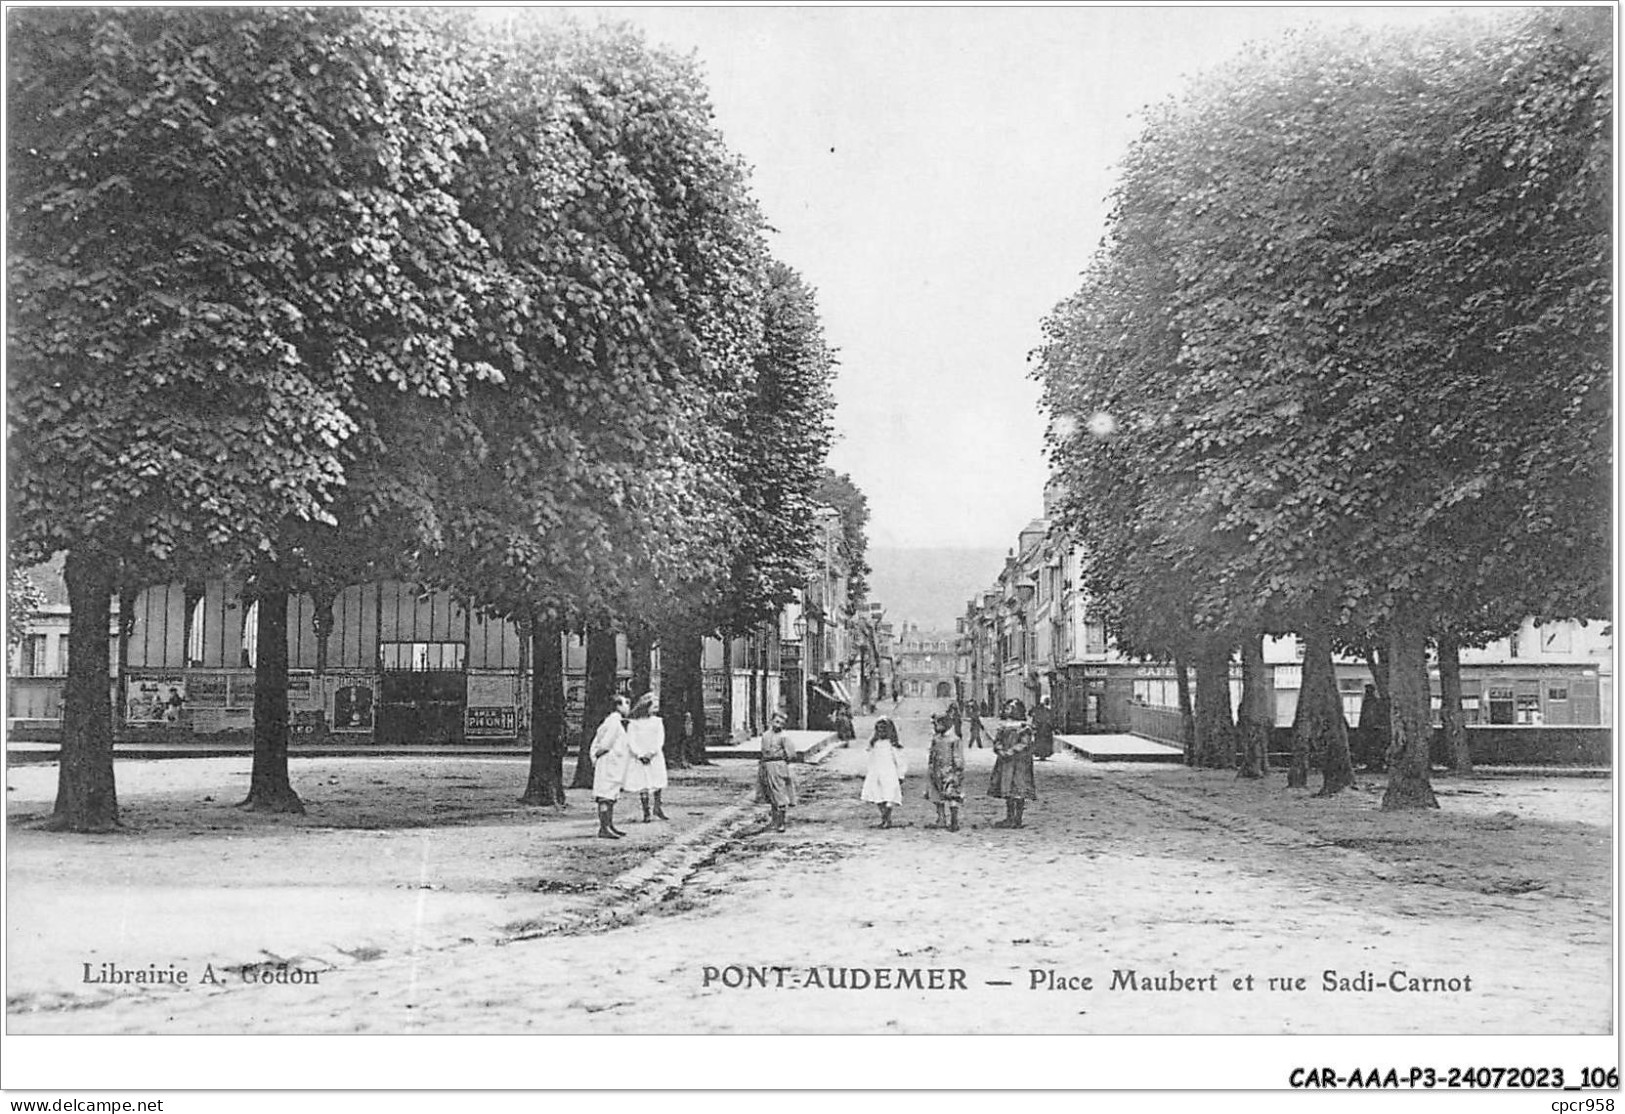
328;676;375;733
125;676;186;725
186;672;228;708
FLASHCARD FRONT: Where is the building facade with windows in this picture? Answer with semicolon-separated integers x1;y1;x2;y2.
959;484;1613;744
6;563;821;747
892;623;959;701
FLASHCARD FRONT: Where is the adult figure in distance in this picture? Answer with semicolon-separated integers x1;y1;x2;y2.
1032;695;1056;761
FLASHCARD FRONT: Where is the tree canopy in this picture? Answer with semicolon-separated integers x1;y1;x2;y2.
9;9;846;829
1033;9;1610;807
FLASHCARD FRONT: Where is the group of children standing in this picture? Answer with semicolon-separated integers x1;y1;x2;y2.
588;693;670;839
858;701;1038;832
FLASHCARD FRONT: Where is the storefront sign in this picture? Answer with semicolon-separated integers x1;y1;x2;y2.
466;706;518;737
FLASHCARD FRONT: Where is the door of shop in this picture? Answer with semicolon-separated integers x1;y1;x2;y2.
377;642;467;744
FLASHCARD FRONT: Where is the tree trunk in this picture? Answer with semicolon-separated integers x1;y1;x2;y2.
1236;631;1269;779
1292;617;1353;796
243;576;303;812
721;635;735;741
1192;636;1235;769
630;626;653;698
1174;651;1195;767
569;626;617;790
114;583;137;735
1437;632;1471;774
48;548;119;832
521;616;567;806
1381;606;1439;810
659;620;689;770
747;633;760;734
685;630;709;765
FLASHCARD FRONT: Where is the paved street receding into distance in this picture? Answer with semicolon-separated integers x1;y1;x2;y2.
7;700;1611;1035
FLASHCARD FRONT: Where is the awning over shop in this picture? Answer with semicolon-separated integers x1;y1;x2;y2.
811;681;855;706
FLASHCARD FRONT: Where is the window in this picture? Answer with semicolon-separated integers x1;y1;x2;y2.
187;598;207;667
17;634;48;676
1083;620;1106;655
240;600;258;668
56;636;69;676
1487;685;1515;725
1515;680;1541;724
1547;685;1569;703
380;642;467;672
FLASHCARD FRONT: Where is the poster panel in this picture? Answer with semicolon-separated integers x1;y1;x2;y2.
327;674;376;733
126;676;186;725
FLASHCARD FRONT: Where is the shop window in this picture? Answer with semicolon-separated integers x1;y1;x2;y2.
1486;685;1515;725
1515;680;1541;724
1460;695;1481;725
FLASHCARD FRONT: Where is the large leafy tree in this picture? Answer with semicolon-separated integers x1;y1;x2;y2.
1034;10;1608;809
9;9;500;829
433;15;768;800
1154;11;1609;809
720;263;837;632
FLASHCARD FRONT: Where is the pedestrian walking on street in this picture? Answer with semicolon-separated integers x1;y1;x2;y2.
623;693;669;822
758;712;799;832
925;712;965;832
861;716;908;828
1032;696;1056;760
988;699;1037;829
947;701;962;739
589;695;632;839
967;702;985;749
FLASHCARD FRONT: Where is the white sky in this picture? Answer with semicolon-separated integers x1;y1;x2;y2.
527;4;1498;547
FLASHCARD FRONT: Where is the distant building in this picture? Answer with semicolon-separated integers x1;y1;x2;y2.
892;622;958;701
